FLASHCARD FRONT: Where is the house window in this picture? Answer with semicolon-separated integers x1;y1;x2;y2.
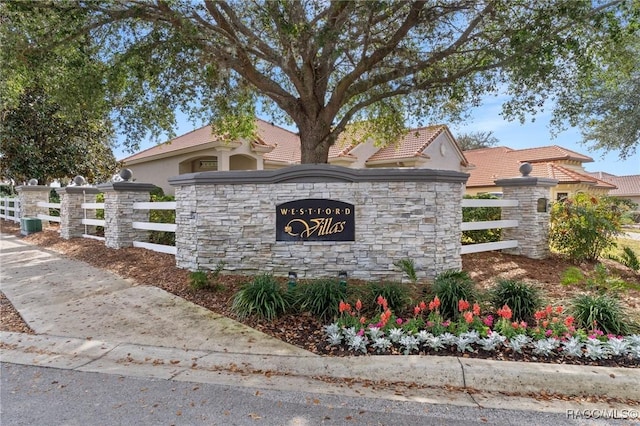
199;160;218;169
556;192;568;201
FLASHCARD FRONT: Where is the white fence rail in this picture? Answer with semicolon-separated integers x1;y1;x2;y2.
36;201;61;223
132;201;177;255
81;201;105;241
460;198;519;255
0;197;20;222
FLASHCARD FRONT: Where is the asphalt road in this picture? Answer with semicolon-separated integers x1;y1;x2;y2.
1;363;629;426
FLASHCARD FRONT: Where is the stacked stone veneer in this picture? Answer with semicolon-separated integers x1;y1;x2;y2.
56;187;100;239
496;176;558;259
169;165;468;280
16;185;51;227
96;182;158;249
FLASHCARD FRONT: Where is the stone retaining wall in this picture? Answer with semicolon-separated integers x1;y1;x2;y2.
170;165;468;280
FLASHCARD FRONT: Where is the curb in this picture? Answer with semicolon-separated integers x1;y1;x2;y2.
2;331;638;401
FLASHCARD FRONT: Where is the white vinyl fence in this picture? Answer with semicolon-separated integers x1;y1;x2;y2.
0;197;20;222
36;200;61;223
132;201;177;255
81;201;106;241
460;197;519;254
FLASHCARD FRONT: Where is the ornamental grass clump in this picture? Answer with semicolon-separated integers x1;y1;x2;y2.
569;294;633;335
490;279;541;323
432;270;477;320
231;274;289;321
292;278;346;321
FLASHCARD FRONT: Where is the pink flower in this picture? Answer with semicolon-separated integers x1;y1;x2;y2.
545;329;553;337
357;329;365;336
355;299;362;311
483;315;494;327
396;318;403;325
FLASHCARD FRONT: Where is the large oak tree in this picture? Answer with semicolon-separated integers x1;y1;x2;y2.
2;1;635;163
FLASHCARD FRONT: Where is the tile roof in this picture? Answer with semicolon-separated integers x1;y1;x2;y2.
121;119;300;163
513;145;593;163
121;120;465;166
464;146;613;189
365;125;445;162
585;172;640;196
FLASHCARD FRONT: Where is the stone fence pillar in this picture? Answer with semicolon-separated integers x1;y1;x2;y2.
15;185;51;227
495;164;557;259
56;186;101;239
96;182;158;249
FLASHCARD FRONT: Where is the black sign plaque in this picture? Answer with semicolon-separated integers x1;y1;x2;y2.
276;199;355;241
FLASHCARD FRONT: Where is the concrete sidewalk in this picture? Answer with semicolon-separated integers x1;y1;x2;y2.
1;232;639;403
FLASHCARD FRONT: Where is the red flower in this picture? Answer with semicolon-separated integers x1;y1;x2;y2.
534;311;545;321
556;306;563;314
355;299;362;311
472;303;481;316
458;299;470;312
497;305;512;320
564;316;574;327
433;296;441;309
463;311;473;324
414;306;421;316
419;301;427;311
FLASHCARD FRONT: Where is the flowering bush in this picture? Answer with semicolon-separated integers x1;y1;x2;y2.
326;297;640;362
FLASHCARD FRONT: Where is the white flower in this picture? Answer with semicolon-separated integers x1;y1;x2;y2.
368;326;383;340
561;336;584;358
584;338;609;360
424;334;445;351
532;338;560;356
323;323;340;336
606;337;629;356
506;334;532;354
372;337;392;353
479;332;506;351
347;334;368;354
326;332;343;346
416;330;433;343
439;332;458;346
456;331;480;352
388;327;405;343
399;335;420;354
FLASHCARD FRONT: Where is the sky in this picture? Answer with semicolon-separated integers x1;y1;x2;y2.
115;97;640;176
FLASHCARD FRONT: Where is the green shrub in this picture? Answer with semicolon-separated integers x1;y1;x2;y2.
189;261;226;291
189;271;209;290
232;274;289;321
490;279;541;322
393;258;417;283
292;278;346;321
366;281;411;314
549;194;632;262
149;194;176;246
432;270;477;320
569;294;632;335
561;263;628;293
612;246;640;272
462;194;501;244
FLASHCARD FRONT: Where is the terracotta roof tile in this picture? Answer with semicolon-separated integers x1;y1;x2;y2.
366;126;445;162
515;145;593;163
586;172;640;196
464;146;613;189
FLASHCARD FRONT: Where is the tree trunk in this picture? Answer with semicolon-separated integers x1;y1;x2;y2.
298;122;333;164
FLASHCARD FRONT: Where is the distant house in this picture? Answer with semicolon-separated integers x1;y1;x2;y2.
585;172;640;206
121;119;471;195
463;145;616;200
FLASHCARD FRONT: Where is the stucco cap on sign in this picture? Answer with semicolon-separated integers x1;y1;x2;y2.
169;164;470;186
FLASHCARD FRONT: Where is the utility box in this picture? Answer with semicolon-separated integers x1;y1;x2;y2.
20;217;42;235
